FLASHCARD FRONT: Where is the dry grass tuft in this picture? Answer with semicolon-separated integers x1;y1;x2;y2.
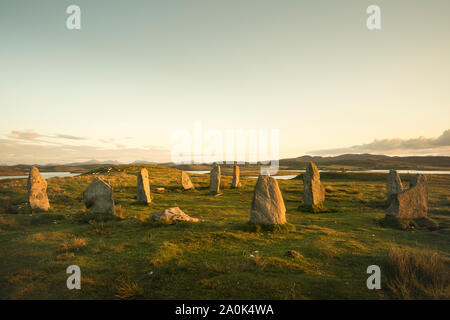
114;277;144;300
384;246;450;299
59;237;89;253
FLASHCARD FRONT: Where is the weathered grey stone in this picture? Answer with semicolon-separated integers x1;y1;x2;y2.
250;174;286;225
83;177;115;214
231;165;241;188
180;171;194;190
386;169;403;204
137;168;151;204
302;162;325;207
151;207;199;223
386;174;428;218
27;166;50;211
209;165;221;194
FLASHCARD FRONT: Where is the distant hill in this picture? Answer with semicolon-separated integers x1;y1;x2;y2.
165;154;450;171
130;160;160;165
279;154;450;170
64;160;123;166
0;154;449;176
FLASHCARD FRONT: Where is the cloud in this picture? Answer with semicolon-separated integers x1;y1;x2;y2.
0;130;170;165
8;130;42;141
0;138;171;165
7;130;86;142
309;129;450;156
54;134;87;140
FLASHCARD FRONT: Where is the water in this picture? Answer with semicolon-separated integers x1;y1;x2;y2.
349;170;450;175
0;172;80;181
247;175;298;180
185;169;450;180
186;170;299;180
186;170;210;174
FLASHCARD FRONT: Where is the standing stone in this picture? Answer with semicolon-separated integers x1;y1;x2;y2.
209;165;221;194
137;168;151;204
231;165;241;188
302;162;325;207
27;166;50;211
386;174;428;218
250;175;286;224
386;169;403;204
83;177;115;214
180;171;194;190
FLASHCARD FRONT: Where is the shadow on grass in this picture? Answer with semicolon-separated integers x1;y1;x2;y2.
238;222;296;234
379;215;439;231
298;204;338;214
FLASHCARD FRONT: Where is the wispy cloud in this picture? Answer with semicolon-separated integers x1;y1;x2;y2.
0;130;170;165
54;134;87;141
309;129;450;156
8;130;43;141
7;130;86;142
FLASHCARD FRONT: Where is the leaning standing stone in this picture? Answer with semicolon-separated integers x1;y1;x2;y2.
386;169;403;204
83;177;115;214
209;165;221;194
302;162;325;208
250;175;286;224
27;166;50;211
386;174;428;218
137;168;151;204
231;165;241;188
180;171;195;190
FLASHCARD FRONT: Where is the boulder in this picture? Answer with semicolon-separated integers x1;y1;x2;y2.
151;207;199;223
231;165;241;188
302;162;325;207
27;166;50;211
386;169;403;204
83;177;115;214
136;168;151;204
386;174;428;218
250;174;286;224
180;171;194;190
209;165;221;194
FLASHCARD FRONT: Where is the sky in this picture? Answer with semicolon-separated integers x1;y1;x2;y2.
0;0;449;164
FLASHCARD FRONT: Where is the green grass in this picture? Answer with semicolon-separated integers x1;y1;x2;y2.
0;165;449;300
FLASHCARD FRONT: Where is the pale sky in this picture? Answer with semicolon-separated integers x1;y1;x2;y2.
0;1;449;164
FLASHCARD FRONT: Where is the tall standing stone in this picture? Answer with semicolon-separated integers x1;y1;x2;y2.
137;168;151;204
180;171;194;190
83;177;115;214
250;174;286;224
386;169;403;204
27;166;50;211
386;174;428;218
302;162;325;207
209;165;221;194
231;165;241;188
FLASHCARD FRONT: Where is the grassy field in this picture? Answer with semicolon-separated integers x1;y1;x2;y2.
0;165;449;300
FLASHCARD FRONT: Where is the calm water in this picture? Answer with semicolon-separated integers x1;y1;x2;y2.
349;170;450;175
0;172;80;181
186;169;450;180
